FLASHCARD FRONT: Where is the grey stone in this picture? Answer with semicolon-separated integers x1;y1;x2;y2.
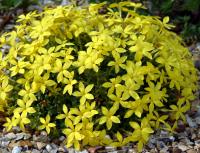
156;141;166;149
58;146;67;152
24;133;31;140
178;144;189;151
42;150;49;153
12;146;22;153
5;133;17;140
128;149;137;153
36;142;46;150
61;0;71;6
68;148;75;153
41;131;48;136
59;136;65;142
32;149;41;153
0;148;10;153
46;144;53;152
186;115;197;128
50;149;58;153
195;117;200;125
15;133;24;141
1;140;10;147
51;143;58;149
12;126;21;132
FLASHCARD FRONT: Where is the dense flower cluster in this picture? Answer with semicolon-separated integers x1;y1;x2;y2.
0;2;198;152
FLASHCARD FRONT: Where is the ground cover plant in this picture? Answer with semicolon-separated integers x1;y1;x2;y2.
0;1;198;152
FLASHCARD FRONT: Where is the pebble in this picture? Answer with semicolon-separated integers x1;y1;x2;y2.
1;140;10;147
58;146;67;152
178;144;189;151
5;133;17;140
186;115;198;128
172;148;182;153
50;149;58;153
36;142;46;150
68;148;75;153
12;146;22;153
32;149;41;153
46;144;53;152
76;150;88;153
15;133;24;141
59;136;65;142
186;149;197;153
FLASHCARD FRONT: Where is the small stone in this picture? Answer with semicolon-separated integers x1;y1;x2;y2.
33;135;38;141
75;150;88;153
24;151;32;153
24;133;31;140
61;0;70;6
191;133;196;140
50;149;58;153
68;148;75;153
0;148;10;153
32;149;40;153
160;130;168;136
1;141;10;147
15;133;24;141
195;117;200;125
36;142;46;150
46;144;52;152
51;143;58;149
187;149;196;153
19;140;33;147
105;146;115;151
59;136;65;142
159;148;168;153
172;148;182;153
150;148;157;153
58;146;67;152
156;141;166;149
41;131;48;136
4;24;15;30
12;126;21;133
9;141;19;149
128;149;137;153
42;150;49;153
178;144;188;151
186;115;197;128
12;146;22;153
5;133;17;140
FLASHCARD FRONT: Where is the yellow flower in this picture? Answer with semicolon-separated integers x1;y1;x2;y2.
18;82;37;101
14;98;36;116
39;114;56;134
63;120;84;150
108;51;127;73
63;71;77;95
32;73;56;93
102;76;122;95
9;58;30;76
12;112;31;131
129;118;154;152
73;82;94;105
56;104;74;124
3;117;15;131
0;76;13;101
51;59;72;83
129;35;154;61
99;106;120;130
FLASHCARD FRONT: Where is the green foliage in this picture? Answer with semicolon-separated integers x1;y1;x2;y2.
0;2;198;152
141;0;200;42
0;0;38;10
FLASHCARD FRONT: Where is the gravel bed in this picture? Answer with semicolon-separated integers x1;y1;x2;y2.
0;1;200;152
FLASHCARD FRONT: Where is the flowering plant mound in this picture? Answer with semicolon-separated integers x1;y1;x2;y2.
0;2;198;152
